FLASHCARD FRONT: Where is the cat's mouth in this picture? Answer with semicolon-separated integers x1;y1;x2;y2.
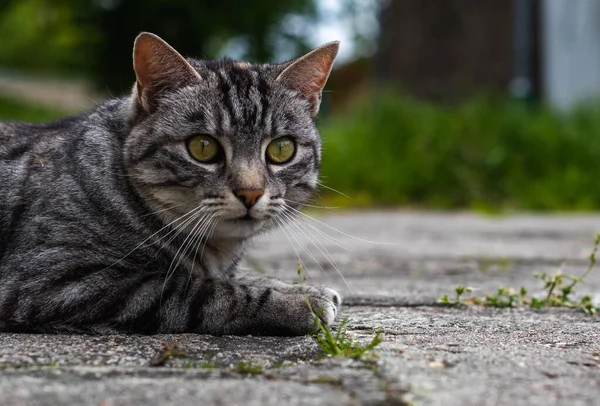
229;212;261;222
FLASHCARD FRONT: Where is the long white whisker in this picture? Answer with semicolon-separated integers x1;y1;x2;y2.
281;210;352;292
199;217;219;264
279;211;333;284
297;220;350;251
140;200;197;218
163;210;213;294
283;198;340;210
291;215;352;292
279;211;332;285
286;205;400;245
316;182;352;200
163;210;210;247
104;205;205;270
150;209;212;263
190;215;215;267
184;215;218;292
273;216;313;283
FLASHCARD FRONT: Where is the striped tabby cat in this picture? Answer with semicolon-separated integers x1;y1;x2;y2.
0;32;341;335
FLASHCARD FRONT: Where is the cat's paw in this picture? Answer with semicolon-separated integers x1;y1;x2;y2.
303;286;342;327
233;277;343;335
266;285;342;335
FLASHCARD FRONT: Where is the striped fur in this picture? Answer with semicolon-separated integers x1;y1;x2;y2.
0;33;340;335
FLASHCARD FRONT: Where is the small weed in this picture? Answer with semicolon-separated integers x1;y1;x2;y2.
484;287;528;308
438;234;600;315
199;360;218;369
439;285;474;305
234;361;263;376
312;316;382;360
292;261;308;285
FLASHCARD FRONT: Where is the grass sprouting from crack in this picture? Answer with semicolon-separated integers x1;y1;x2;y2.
234;361;263;376
439;234;600;315
294;261;383;359
312;316;383;360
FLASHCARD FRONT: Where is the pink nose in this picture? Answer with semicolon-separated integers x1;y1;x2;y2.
235;189;264;208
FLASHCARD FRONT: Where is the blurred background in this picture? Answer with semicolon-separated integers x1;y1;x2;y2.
2;0;600;211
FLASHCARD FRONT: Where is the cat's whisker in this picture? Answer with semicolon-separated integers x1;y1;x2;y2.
316;181;352;200
150;209;212;264
190;215;215;266
293;219;350;251
200;216;220;262
184;214;218;293
163;211;214;283
281;210;352;292
189;214;217;266
193;213;219;265
103;205;205;271
140;200;197;218
283;198;340;210
285;205;402;246
278;211;333;285
162;209;211;248
273;216;313;282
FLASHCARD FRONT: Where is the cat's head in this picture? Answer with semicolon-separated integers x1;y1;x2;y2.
124;32;338;239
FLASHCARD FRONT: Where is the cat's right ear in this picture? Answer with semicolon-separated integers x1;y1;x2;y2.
132;32;202;112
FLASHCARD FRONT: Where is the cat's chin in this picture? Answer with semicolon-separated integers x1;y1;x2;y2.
212;218;266;239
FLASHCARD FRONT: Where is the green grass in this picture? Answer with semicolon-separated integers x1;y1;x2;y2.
312;316;382;360
0;94;65;122
234;361;263;376
319;91;600;211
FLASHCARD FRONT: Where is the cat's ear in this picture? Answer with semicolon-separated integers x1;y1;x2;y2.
276;41;339;117
132;32;202;112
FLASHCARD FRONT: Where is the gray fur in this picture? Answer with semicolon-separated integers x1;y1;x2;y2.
0;33;340;335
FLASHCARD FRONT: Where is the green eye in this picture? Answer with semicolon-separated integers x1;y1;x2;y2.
266;137;295;164
187;135;220;162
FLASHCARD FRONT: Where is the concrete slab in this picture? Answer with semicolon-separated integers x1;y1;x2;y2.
1;212;599;405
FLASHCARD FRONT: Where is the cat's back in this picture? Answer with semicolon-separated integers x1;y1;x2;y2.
0;116;84;158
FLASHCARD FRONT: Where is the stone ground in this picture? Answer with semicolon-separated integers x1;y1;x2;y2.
1;212;600;406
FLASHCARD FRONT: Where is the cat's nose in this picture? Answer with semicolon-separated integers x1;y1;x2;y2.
235;189;264;209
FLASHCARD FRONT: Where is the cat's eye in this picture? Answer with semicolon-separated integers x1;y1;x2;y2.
187;135;220;162
266;137;295;164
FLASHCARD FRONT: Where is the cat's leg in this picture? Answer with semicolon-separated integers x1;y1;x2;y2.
184;275;341;336
2;267;339;336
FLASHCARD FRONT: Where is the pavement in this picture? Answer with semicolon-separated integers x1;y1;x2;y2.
1;212;599;406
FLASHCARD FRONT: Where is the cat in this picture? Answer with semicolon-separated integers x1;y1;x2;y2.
0;32;341;335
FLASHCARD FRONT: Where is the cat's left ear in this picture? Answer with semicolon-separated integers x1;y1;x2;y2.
132;32;202;112
276;42;339;117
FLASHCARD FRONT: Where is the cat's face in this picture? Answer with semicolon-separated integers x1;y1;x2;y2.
124;33;338;239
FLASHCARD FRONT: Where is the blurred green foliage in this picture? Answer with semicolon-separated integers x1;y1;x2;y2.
319;91;600;211
0;0;317;92
0;95;64;122
0;0;91;73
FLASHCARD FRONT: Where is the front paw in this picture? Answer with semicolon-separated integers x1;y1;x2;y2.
303;286;342;325
255;285;342;336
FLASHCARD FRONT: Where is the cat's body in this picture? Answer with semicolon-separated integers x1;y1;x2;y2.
0;33;340;335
